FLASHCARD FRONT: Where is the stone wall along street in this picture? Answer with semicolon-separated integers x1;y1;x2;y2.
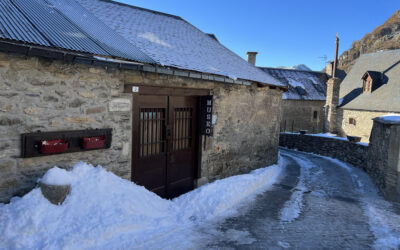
280;118;400;202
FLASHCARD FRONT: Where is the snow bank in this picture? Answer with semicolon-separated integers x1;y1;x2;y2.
40;167;72;185
302;133;369;146
0;160;283;249
175;164;283;221
307;132;347;141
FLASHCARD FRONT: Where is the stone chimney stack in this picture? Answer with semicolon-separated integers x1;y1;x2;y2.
325;61;334;77
324;35;342;134
247;52;258;66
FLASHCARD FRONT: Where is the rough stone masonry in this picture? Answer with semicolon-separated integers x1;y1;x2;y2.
280;118;400;202
0;51;283;202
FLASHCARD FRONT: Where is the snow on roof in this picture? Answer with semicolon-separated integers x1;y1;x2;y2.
375;114;400;125
0;161;282;248
260;67;328;100
75;0;284;87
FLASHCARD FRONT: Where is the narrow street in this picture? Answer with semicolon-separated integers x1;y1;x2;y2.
195;149;400;249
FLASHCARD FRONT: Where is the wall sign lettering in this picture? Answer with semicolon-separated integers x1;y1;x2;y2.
200;95;213;136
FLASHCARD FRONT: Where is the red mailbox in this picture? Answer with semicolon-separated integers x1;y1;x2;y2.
82;136;106;150
40;139;69;154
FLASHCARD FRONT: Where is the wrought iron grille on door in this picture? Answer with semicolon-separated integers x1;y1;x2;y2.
173;108;192;151
139;108;166;158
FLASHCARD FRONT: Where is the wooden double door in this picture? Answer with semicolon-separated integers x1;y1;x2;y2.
132;95;197;199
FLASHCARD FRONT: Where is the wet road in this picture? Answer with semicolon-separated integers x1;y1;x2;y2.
198;149;400;249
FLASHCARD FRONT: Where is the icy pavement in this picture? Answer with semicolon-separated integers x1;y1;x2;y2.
198;149;400;249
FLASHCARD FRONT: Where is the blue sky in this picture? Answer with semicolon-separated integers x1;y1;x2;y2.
117;0;399;71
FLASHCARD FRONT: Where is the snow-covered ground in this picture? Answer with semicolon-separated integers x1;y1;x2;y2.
281;132;369;146
0;159;283;249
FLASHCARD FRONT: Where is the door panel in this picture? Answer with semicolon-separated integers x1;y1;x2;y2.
132;96;168;197
132;95;198;199
167;96;197;198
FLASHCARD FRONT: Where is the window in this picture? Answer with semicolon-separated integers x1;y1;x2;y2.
349;117;356;126
313;111;318;120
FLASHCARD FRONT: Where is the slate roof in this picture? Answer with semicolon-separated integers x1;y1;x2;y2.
0;0;154;63
259;67;328;100
0;0;283;87
339;50;400;112
74;0;283;87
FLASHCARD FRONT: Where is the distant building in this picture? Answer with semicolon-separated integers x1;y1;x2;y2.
245;53;330;133
260;67;329;133
332;50;400;142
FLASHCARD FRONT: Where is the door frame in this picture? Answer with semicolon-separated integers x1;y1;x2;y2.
128;84;210;190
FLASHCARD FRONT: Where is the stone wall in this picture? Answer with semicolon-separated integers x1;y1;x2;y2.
201;84;282;183
280;100;325;133
279;133;368;168
280;118;400;202
0;53;133;202
338;109;400;143
367;119;400;202
0;51;283;202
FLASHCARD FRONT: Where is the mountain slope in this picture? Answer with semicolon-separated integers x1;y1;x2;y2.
338;9;400;73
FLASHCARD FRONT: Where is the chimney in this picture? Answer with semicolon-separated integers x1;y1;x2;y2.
324;34;342;134
325;61;334;77
332;34;339;78
247;51;258;66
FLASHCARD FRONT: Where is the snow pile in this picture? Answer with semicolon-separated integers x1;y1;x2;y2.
40;167;72;185
175;165;283;221
307;133;369;146
307;133;347;141
0;161;283;249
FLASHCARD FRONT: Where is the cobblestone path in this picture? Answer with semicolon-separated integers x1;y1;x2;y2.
195;149;400;249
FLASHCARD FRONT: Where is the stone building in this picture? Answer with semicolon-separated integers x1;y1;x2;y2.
259;67;328;133
326;49;400;142
0;0;286;202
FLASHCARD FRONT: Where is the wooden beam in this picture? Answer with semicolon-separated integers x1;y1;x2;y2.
124;84;211;96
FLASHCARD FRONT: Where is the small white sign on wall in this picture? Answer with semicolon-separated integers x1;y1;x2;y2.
109;98;131;112
132;86;139;93
212;115;217;125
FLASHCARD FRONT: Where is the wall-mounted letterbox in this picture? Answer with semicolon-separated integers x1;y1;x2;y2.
21;129;112;158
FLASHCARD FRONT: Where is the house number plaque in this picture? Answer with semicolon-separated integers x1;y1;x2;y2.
132;86;139;93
